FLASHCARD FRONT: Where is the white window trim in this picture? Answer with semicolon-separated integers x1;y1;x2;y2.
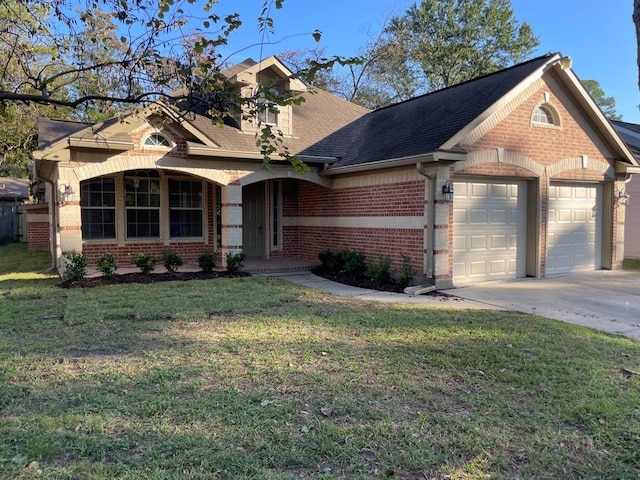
531;103;561;129
142;132;174;150
167;177;206;240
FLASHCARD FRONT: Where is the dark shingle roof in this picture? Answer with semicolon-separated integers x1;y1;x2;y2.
333;53;557;167
188;87;370;157
0;177;29;200
612;120;640;160
37;118;92;148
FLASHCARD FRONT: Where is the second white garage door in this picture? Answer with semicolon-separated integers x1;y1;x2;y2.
453;180;527;285
546;183;601;275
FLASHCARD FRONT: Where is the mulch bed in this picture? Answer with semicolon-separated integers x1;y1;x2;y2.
58;270;250;289
311;267;406;293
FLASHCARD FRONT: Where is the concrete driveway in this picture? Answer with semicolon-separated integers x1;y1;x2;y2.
444;271;640;338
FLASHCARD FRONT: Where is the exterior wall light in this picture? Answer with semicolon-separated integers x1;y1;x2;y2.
57;184;75;205
616;189;631;206
442;181;454;202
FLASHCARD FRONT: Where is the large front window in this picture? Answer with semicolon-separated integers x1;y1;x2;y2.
169;179;203;237
81;178;116;240
125;171;160;238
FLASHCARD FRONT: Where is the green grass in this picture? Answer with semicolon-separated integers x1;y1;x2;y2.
624;258;640;272
0;243;52;274
1;245;640;479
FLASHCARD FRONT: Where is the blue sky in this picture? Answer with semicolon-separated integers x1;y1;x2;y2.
213;0;640;123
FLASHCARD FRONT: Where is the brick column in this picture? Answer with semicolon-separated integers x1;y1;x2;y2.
432;165;454;289
220;183;243;266
612;178;628;269
56;178;82;271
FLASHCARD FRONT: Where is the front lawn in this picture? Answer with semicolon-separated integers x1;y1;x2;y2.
1;245;639;479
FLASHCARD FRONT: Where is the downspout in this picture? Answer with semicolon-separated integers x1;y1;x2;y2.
44;179;58;271
416;163;435;280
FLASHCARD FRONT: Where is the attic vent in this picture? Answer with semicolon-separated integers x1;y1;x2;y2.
144;133;172;147
532;104;560;127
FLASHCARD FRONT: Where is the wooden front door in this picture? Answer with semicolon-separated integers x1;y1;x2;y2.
242;183;265;258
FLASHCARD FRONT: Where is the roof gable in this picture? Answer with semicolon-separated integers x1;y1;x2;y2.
224;56;307;93
334;54;557;167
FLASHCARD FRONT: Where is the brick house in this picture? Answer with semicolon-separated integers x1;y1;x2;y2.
31;53;639;288
611;120;640;259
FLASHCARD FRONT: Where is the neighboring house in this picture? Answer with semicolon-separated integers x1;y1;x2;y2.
31;53;639;288
612;120;640;258
0;177;29;243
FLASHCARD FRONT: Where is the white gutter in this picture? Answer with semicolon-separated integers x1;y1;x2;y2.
187;143;339;164
68;138;134;150
321;151;466;176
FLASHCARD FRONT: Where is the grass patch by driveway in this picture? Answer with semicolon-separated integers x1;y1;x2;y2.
1;245;640;479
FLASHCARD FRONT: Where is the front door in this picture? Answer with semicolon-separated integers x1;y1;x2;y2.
242;183;265;258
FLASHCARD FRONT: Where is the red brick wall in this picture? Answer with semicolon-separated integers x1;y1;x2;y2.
25;207;50;252
294;179;425;275
461;84;613;170
82;241;217;266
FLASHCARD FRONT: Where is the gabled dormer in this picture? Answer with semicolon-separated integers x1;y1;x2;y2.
223;56;307;136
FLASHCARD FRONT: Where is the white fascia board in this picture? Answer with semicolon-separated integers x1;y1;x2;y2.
67;138;134;150
559;68;639;166
322;151;466;176
187;143;265;160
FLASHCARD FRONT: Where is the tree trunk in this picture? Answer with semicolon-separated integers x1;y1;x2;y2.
634;0;640;91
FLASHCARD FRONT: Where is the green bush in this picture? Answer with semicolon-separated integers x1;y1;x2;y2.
225;251;246;274
198;250;217;273
161;248;183;273
340;249;367;278
318;249;342;274
318;249;367;278
400;254;414;288
368;254;392;286
130;252;156;275
96;252;117;278
64;251;88;281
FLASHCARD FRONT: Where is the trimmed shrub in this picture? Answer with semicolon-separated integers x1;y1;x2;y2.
225;251;246;274
161;248;183;273
96;252;117;278
340;249;367;278
64;251;88;281
368;254;392;286
198;250;217;273
318;249;343;274
400;254;414;288
130;252;156;275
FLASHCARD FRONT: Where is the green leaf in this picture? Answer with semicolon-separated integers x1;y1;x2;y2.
312;30;322;42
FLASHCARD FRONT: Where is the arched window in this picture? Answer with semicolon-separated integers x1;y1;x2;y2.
144;133;172;148
532;104;559;127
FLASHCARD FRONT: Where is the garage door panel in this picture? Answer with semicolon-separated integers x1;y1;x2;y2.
546;183;601;275
470;209;488;223
491;209;507;223
453;209;467;223
469;261;488;276
470;183;489;197
490;259;508;274
453;180;526;285
490;235;507;249
491;184;508;198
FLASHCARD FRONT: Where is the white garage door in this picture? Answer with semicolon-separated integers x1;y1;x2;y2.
546;183;601;275
453;180;527;285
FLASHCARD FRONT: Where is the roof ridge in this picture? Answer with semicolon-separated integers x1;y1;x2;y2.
373;52;559;113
